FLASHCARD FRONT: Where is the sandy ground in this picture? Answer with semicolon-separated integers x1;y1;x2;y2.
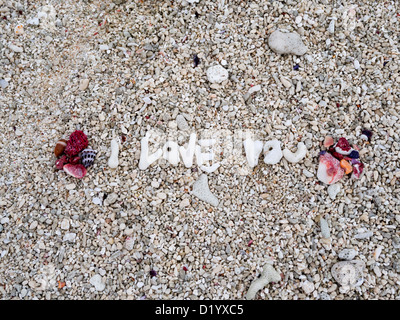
0;0;400;300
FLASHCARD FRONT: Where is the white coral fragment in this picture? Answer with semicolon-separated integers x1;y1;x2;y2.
263;139;283;165
246;263;281;300
282;142;307;163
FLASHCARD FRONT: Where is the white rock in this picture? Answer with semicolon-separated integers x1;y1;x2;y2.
268;30;307;55
125;237;134;250
162;141;180;166
104;192;118;205
0;79;8;89
338;248;357;261
328;19;335;33
354;230;373;239
0;217;9;224
27;17;40;26
282;142;307;163
176;115;189;131
331;260;364;288
354;59;360;69
92;197;102;205
192;174;219;207
60;219;70;230
9;44;23;53
143;96;152;104
263;139;283;165
37;11;48;19
99;44;109;51
280;76;292;88
320;218;330;239
179;198;190;208
79;79;89;91
63;232;76;242
157;192;167;200
29;221;38;230
200;163;220;173
66;183;76;190
206;65;229;83
327;183;341;200
89;274;105;291
303;169;314;178
302;281;315;294
246;263;281;299
248;84;261;95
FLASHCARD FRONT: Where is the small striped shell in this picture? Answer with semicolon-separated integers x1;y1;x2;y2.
80;148;97;168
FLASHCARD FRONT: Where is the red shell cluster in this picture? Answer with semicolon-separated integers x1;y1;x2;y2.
65;130;88;156
54;130;90;179
320;135;365;181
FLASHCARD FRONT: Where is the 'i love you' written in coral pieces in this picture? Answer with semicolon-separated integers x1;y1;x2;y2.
137;129;308;173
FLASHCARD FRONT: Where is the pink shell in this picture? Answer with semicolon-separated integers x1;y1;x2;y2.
317;152;345;184
63;164;87;179
323;136;334;148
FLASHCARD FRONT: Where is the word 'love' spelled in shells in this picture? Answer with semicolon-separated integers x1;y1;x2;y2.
138;131;308;172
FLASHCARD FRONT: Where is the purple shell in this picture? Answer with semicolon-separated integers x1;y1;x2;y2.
80;148;97;168
361;129;372;141
348;150;360;159
350;159;361;165
150;270;157;277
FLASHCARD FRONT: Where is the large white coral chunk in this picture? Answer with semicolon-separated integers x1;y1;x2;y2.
246;263;281;300
268;30;308;56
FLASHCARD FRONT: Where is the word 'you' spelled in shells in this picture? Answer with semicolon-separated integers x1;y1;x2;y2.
138;132;307;172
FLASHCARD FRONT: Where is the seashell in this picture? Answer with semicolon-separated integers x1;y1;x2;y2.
55;155;68;170
15;24;24;35
63;164;87;179
340;159;353;174
334;137;352;155
360;129;372;141
80;148;97;168
323;136;334;148
317;152;344;184
54;139;68;157
347;150;359;159
351;159;364;179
